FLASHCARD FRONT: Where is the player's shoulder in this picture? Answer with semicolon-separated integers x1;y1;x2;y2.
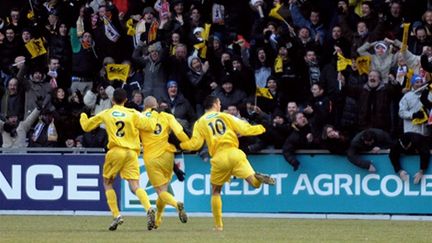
140;108;159;119
159;111;175;119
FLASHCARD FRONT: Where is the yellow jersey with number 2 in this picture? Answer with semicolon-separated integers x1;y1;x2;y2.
80;105;156;153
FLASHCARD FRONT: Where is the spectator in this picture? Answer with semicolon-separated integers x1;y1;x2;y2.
186;55;214;115
231;56;255;97
132;41;168;99
1;77;24;120
289;0;326;45
339;63;368;137
344;70;394;132
126;89;144;112
282;111;315;171
253;48;272;88
212;75;247;111
0;26;24;81
16;60;52;119
159;80;196;134
47;57;69;90
347;128;394;172
321;124;351;155
28;108;59;148
292;27;320;61
70;31;100;94
83;82;114;116
167;43;190;100
0;107;40;149
408;26;431;55
303;83;333;141
356;38;400;83
389;132;430;184
398;75;430;135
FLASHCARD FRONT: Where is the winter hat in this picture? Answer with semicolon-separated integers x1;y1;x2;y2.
411;74;422;86
142;7;155;15
187;55;201;69
193;27;204;35
148;41;162;52
167;80;178;88
374;41;388;52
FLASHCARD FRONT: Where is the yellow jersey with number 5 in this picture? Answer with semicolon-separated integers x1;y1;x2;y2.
80;105;155;152
180;112;265;156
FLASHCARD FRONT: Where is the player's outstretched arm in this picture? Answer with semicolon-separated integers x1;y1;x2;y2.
168;114;189;142
180;121;204;151
80;112;103;132
225;113;266;136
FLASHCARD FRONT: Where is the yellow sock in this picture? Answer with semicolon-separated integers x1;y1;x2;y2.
105;189;120;218
159;191;178;209
135;188;151;211
250;176;261;188
156;197;166;227
211;195;223;228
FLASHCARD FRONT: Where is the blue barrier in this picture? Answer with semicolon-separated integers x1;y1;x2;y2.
1;153;431;214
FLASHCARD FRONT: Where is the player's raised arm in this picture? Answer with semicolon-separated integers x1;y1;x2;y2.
223;113;266;136
168;113;189;142
80;112;104;132
180;120;204;151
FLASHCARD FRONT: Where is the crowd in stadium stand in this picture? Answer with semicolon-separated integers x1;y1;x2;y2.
1;0;432;176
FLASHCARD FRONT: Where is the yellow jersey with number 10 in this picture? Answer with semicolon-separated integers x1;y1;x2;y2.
180;112;265;156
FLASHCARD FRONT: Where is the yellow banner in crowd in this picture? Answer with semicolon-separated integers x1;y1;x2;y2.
25;38;47;59
256;87;273;99
355;56;370;75
401;23;411;52
193;23;211;59
337;53;370;75
337;53;352;72
106;64;130;82
269;3;285;22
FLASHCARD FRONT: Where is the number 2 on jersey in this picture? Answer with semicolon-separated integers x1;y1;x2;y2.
115;121;125;137
208;119;226;136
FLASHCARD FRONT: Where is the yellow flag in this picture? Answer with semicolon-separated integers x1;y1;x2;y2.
269;3;285;22
256;87;273;99
401;23;411;51
193;23;211;59
25;38;47;59
412;107;428;125
126;18;136;36
27;10;34;20
274;55;283;73
106;64;130;82
202;23;211;41
355;56;371;75
337;53;353;72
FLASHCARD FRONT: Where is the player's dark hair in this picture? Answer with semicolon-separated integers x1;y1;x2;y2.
113;88;127;104
203;95;218;110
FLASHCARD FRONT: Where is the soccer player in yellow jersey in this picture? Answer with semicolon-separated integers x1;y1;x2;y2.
80;88;157;231
139;96;189;229
180;95;276;231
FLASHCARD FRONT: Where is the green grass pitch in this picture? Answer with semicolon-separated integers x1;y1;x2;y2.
1;215;432;242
